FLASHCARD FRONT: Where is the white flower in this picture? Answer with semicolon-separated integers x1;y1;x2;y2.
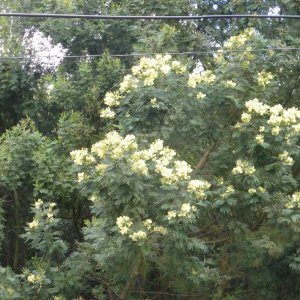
153;226;167;235
248;188;256;194
28;219;39;230
47;213;54;222
70;148;89;165
232;160;255;175
27;274;36;283
278;151;294;166
150;97;159;108
225;80;236;88
116;216;133;235
241;113;251;123
143;219;153;230
131;159;148;175
178;203;196;218
187;179;211;199
171;61;186;74
119;75;138;93
174;160;192;180
160;64;171;74
103;91;121;107
167;211;177;220
95;163;108;175
272;126;280;135
255;134;264;144
100;107;116;119
245;99;270;116
257;71;273;87
196;92;206;100
77;172;88;182
34;199;43;209
129;230;147;241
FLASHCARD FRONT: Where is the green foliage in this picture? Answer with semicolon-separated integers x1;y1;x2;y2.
1;0;300;299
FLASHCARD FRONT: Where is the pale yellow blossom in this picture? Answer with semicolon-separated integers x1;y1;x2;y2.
28;219;39;230
278;151;294;166
34;199;43;209
232;160;255;175
196;92;206;100
241;113;251;123
100;107;116;119
129;230;147;241
225;80;236;88
257;71;273;87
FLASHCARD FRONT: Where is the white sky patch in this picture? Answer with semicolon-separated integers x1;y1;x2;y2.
268;6;280;16
23;29;67;71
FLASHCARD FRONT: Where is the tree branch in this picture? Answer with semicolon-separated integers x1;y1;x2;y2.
194;142;217;171
120;255;141;300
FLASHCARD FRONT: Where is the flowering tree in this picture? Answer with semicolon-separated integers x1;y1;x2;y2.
66;29;300;298
1;28;300;299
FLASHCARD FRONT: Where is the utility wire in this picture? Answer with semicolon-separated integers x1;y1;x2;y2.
0;47;300;60
0;13;300;20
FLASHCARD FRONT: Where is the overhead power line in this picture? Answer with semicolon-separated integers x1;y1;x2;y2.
0;13;300;20
0;47;300;60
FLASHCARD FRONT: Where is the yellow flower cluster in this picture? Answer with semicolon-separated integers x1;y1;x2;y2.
130;139;192;184
143;219;167;235
119;75;139;93
150;97;158;108
241;112;251;123
34;198;43;209
232;159;255;175
100;107;115;119
268;106;300;127
196;92;206;100
72;132;194;187
117;216;167;241
225;80;236;88
91;131;137;160
131;159;148;175
95;163;108;175
116;216;133;235
46;202;56;222
245;98;270;116
171;60;187;74
156;159;192;185
257;71;273;87
188;70;216;88
278;151;294;166
103;91;121;107
248;186;266;194
28;219;39;230
224;28;255;49
255;134;264;144
129;231;147;241
286;192;300;209
129;54;186;87
167;203;196;220
28;200;57;229
27;273;44;284
243;47;254;61
70;148;95;165
244;99;300;128
77;172;88;182
241;99;300;141
100;55;187;119
214;50;225;64
220;185;235;198
187;179;211;200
